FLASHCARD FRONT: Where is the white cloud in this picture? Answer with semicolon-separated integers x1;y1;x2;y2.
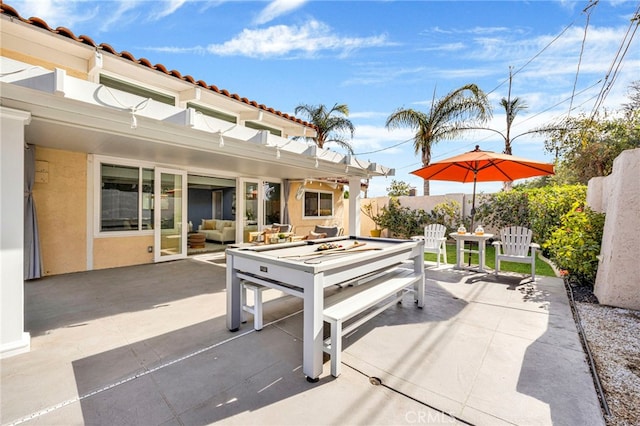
349;111;389;120
14;0;98;28
424;26;523;36
205;20;390;58
150;0;189;20
98;1;142;32
418;42;466;52
350;124;413;156
342;64;426;87
254;0;307;25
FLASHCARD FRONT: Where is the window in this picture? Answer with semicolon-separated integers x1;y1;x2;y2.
263;182;281;225
187;102;237;124
100;74;175;105
245;121;282;137
303;191;333;218
100;164;154;232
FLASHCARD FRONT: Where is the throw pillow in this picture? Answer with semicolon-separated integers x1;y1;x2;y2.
203;220;216;230
314;225;339;237
307;231;327;240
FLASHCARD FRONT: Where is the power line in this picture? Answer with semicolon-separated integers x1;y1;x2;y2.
568;1;598;119
362;0;635;172
353;136;414;156
487;18;577;97
364;7;583;161
589;3;640;119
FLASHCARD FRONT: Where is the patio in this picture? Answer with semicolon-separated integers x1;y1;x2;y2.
1;256;604;425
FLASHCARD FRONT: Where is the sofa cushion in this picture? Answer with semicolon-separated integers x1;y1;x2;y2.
314;225;339;237
203;219;216;230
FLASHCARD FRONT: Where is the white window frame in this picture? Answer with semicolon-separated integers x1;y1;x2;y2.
302;189;334;219
93;155;156;238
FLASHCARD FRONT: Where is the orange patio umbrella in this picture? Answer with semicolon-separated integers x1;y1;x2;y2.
411;145;555;227
411;145;554;266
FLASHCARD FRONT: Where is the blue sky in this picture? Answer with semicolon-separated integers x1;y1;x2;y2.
11;0;640;196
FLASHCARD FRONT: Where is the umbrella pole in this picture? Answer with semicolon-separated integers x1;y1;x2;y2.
468;175;477;267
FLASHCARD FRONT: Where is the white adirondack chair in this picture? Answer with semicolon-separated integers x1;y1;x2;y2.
493;226;539;280
412;224;448;267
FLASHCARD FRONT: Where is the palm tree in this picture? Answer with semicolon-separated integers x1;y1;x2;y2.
500;96;528;156
294;103;355;154
500;95;528;191
385;83;492;196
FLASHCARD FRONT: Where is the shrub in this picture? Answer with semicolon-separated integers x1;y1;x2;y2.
475;184;587;254
428;199;463;234
379;198;429;239
475;190;530;230
527;185;587;246
378;198;462;239
544;203;605;285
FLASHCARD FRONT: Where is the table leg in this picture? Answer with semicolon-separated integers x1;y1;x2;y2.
413;248;425;308
478;240;486;272
456;238;463;269
303;277;324;382
226;256;242;332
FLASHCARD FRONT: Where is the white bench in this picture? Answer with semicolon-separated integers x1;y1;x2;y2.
241;281;269;331
323;267;423;377
238;267;401;331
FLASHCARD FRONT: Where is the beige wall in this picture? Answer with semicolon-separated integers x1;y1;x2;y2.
589;148;640;310
93;236;154;270
288;181;347;237
34;147;156;275
33;147;87;276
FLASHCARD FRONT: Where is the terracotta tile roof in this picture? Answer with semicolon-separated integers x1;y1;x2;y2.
0;2;317;131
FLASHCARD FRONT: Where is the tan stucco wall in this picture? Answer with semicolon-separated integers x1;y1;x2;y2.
93;236;154;270
33;147;156;275
33;147;87;276
590;148;640;310
288;181;347;237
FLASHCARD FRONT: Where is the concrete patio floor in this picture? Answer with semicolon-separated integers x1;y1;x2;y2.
1;254;605;426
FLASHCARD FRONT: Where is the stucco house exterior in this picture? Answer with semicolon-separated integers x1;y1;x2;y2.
0;3;393;358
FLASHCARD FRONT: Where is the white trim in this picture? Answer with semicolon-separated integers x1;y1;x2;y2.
0;332;31;359
87;155;94;270
154;167;188;262
0;106;32;124
93;157;158;238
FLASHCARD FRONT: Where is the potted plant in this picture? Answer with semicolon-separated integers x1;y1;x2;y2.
361;201;385;237
278;233;287;243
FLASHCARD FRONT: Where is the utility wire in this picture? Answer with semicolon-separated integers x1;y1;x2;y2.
361;0;634;170
361;6;582;160
589;3;640;120
568;1;598;119
353;136;415;156
486;19;577;97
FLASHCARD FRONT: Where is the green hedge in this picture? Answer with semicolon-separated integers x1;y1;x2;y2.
476;184;603;285
476;185;587;246
544;203;605;285
380;198;462;239
377;186;604;285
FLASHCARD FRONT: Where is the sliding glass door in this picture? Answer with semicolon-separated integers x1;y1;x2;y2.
154;168;187;262
237;179;282;243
